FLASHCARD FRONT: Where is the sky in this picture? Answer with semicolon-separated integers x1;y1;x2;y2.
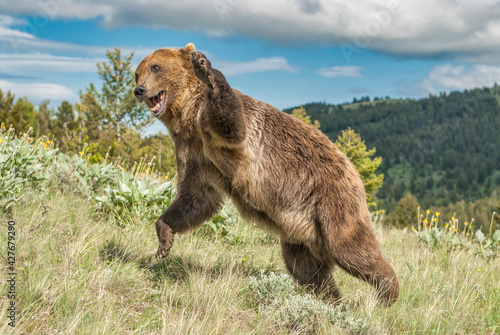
1;0;500;134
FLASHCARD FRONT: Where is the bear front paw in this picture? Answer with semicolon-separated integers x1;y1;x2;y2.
156;237;174;261
191;51;213;87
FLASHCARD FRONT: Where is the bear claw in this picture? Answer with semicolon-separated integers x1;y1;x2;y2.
156;245;170;261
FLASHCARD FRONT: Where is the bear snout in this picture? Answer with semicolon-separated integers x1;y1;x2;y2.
134;85;147;100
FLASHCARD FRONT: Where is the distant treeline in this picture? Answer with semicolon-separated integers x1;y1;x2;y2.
284;85;500;213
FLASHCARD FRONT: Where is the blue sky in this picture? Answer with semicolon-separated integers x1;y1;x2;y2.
1;0;500;134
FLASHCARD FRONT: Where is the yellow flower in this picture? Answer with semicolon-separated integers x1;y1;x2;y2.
432;217;437;222
445;224;449;227
423;219;429;224
0;138;3;144
411;227;414;230
426;209;430;214
435;212;440;216
20;267;24;271
464;222;468;225
452;216;455;221
241;258;246;262
478;269;481;272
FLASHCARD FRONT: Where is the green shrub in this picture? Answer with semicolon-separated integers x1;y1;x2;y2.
246;272;371;334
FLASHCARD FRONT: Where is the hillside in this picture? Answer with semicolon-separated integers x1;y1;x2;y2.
1;128;499;334
284;85;500;212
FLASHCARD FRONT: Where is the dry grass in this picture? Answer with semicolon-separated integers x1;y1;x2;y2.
1;190;499;334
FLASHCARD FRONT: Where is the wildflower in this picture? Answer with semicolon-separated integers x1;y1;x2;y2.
436;212;440;216
423;219;429;224
411;227;414;230
478;269;481;272
241;258;246;262
0;138;3;144
432;217;437;222
464;222;468;225
445;224;449;227
20;267;24;271
426;209;430;214
452;216;455;221
1;122;5;129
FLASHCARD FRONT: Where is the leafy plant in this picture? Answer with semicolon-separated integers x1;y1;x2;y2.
411;210;500;258
92;174;175;223
196;203;238;239
0;126;56;209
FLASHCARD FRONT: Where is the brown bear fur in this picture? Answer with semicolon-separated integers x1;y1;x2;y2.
134;43;399;306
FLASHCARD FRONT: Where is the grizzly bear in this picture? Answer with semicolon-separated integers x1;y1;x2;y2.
134;43;399;306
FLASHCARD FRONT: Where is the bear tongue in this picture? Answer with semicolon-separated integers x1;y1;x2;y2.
153;94;160;104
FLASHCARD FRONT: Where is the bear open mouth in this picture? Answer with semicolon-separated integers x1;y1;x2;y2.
148;91;166;117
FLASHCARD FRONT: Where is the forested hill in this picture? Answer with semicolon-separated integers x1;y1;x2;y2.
284;85;500;210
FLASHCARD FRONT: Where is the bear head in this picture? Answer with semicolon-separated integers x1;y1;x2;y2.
134;43;198;119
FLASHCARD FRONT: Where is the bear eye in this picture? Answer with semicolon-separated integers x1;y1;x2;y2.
151;64;161;73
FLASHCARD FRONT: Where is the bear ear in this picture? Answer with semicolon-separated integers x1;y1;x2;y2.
183;43;196;53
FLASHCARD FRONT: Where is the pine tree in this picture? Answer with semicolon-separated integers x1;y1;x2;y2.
93;48;152;140
291;106;320;129
335;127;384;208
0;90;15;127
390;193;420;228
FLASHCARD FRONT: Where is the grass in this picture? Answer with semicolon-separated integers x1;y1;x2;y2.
1;189;499;334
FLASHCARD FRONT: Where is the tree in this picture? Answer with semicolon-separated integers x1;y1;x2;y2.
7;98;30;133
335;127;384;208
290;106;320;129
93;48;152;140
36;100;52;137
0;89;15;127
389;193;420;228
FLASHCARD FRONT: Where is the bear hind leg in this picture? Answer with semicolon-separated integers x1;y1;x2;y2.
281;241;341;302
328;229;399;306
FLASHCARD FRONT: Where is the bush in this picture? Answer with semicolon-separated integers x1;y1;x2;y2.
246;271;371;334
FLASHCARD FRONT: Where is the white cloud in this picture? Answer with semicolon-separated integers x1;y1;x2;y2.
0;14;25;27
0;80;78;102
315;66;363;78
0;54;104;73
214;57;299;76
418;63;500;95
1;1;500;62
